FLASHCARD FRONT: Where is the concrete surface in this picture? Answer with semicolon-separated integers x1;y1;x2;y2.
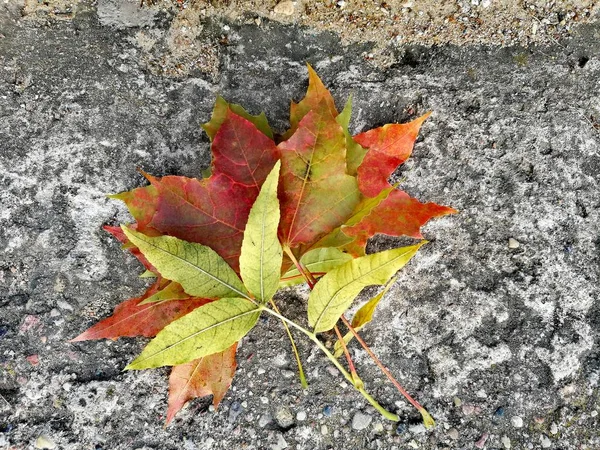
0;1;599;449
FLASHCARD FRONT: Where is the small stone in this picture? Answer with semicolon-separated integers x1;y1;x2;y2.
462;404;475;415
273;1;294;15
50;308;61;317
62;382;72;392
259;414;273;428
35;435;57;449
323;405;333;417
550;422;558;434
511;416;524;428
274;407;294;429
272;353;288;368
271;434;288;450
296;411;307;421
373;422;384;433
508;238;520;249
534;416;545;424
453;396;462;407
447;428;459;440
228;401;243;423
352;411;372;430
257;368;266;375
494;406;505;419
591;410;598;417
321;425;328;435
541;435;551;448
396;423;407;435
260;397;269;404
407;440;419;449
475;432;489;449
501;435;511;449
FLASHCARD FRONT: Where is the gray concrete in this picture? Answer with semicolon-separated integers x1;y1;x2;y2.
0;2;599;449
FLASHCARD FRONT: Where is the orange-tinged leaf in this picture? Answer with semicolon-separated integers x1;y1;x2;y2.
108;185;159;233
354;113;431;198
148;111;279;272
138;281;190;305
342;189;457;253
166;344;237;425
278;104;360;248
103;225;155;272
70;280;212;341
284;64;338;139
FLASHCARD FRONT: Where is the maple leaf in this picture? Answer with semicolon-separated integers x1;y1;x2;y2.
283;64;338;140
70;279;212;341
147;110;279;272
341;189;457;253
166;344;237;426
278;103;360;249
74;66;457;428
354;113;431;198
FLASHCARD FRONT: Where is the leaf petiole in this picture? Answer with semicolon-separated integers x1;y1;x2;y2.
340;315;435;428
258;304;399;422
269;299;308;389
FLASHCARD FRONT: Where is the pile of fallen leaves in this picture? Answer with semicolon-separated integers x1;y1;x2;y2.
72;65;455;426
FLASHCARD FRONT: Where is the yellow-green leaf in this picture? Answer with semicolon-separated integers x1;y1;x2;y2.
202;95;273;141
138;281;190;305
279;247;353;288
122;227;248;300
239;161;282;302
336;96;367;176
333;276;396;358
308;242;426;333
126;297;260;369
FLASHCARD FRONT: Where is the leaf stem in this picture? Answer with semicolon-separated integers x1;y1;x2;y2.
339;315;435;428
269;299;308;389
259;305;398;421
283;245;316;289
334;325;363;389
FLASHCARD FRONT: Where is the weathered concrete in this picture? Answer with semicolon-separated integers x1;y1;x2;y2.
0;1;599;449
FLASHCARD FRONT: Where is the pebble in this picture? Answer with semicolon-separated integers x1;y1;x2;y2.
462;404;475;415
475;432;489;448
511;416;524;428
351;411;372;430
296;411;307;421
50;308;60;317
272;353;288;368
228;401;243;423
501;435;511;449
447;428;459;440
259;414;273;428
273;1;294;15
453;396;462;407
541;435;552;448
323;405;333;417
550;422;558;434
35;435;57;449
271;434;288;450
508;238;520;249
373;422;384;433
257;368;266;375
494;406;505;419
395;423;407;435
274;407;294;429
321;425;328;435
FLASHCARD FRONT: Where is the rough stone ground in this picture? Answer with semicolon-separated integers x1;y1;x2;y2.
1;0;599;449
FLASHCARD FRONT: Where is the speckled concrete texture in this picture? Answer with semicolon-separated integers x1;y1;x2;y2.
0;1;599;449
